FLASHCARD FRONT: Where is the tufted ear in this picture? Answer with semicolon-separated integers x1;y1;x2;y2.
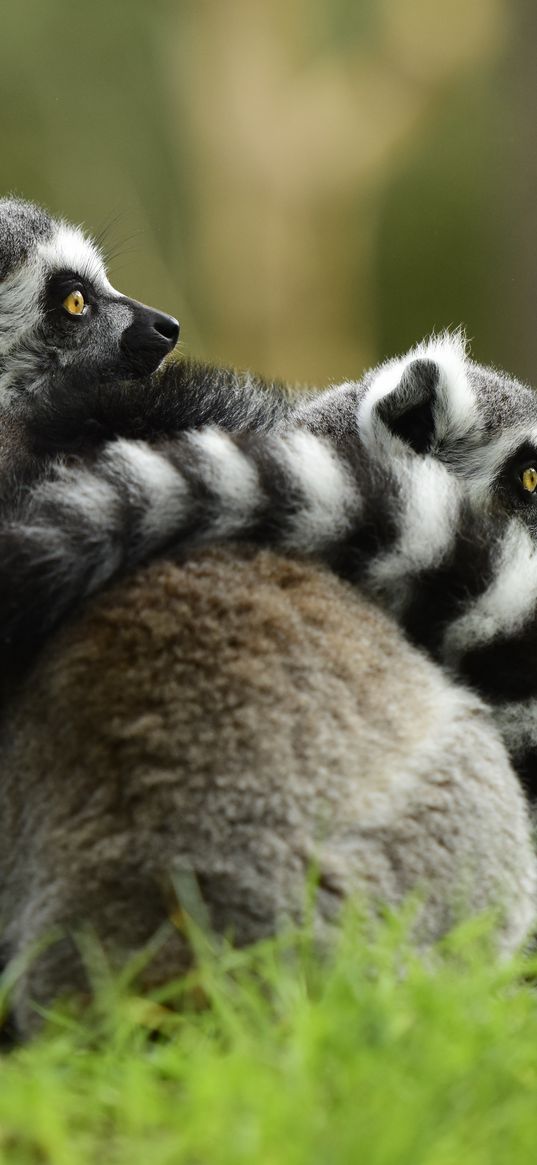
373;358;439;453
357;334;477;456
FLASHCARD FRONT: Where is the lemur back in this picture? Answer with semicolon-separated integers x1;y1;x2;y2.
1;546;533;1038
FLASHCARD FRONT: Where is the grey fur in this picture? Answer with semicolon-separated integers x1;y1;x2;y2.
0;198;52;281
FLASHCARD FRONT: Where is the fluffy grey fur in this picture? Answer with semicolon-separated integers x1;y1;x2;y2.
2;551;534;1037
0;198;52;281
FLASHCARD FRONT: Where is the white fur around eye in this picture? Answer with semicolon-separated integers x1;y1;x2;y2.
37;223;111;292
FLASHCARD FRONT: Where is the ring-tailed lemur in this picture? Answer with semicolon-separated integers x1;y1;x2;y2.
0;196;302;500
1;200;536;1032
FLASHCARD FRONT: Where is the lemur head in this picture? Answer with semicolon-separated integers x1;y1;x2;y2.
0;197;179;413
357;331;537;536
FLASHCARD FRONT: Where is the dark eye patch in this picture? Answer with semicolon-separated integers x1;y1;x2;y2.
498;442;537;505
43;269;96;313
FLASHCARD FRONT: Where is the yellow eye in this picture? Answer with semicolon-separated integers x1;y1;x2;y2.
62;289;86;316
521;467;537;493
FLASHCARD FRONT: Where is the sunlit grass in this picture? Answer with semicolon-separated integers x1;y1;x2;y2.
0;905;536;1163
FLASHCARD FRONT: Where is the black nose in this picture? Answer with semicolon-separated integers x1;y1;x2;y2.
151;310;180;347
118;298;181;378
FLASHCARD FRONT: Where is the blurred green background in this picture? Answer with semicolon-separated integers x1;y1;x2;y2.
0;0;533;386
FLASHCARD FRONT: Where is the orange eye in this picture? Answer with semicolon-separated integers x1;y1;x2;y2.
521;467;537;493
63;289;86;316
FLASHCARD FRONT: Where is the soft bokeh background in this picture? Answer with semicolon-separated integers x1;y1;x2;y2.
0;0;533;385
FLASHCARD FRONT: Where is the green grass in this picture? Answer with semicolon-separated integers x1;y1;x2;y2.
1;907;537;1164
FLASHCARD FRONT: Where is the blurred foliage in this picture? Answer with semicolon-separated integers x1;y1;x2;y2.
0;0;531;384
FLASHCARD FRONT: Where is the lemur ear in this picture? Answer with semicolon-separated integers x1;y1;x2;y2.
358;334;475;455
374;358;439;453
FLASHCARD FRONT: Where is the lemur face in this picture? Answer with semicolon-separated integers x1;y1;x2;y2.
357;332;537;535
0;198;179;408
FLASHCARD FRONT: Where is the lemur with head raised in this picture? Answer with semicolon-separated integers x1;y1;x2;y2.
0;197;299;498
0;200;536;1035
